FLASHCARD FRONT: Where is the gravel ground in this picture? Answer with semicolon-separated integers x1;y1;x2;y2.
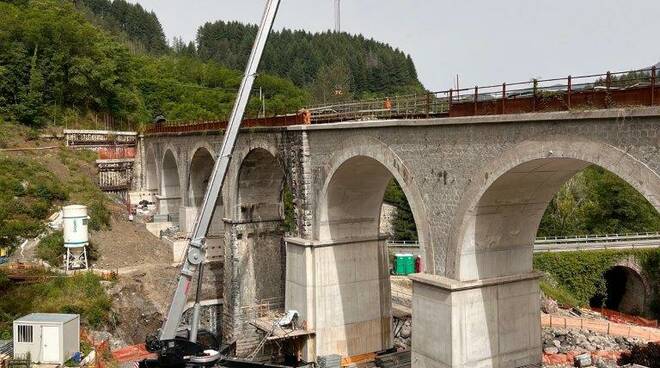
90;203;173;270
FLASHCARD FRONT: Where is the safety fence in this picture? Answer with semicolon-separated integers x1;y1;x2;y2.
307;66;660;123
144;67;660;134
541;314;660;341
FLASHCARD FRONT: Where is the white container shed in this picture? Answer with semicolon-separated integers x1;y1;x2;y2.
13;313;80;365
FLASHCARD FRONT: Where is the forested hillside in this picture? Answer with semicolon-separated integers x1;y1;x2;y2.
195;21;425;102
0;0;306;129
76;0;168;54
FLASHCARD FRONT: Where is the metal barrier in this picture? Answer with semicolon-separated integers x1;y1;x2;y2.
535;232;660;244
143;66;660;133
307;66;659;123
386;231;660;252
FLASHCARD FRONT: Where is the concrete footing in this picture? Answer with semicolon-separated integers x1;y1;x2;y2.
285;236;393;362
410;272;542;368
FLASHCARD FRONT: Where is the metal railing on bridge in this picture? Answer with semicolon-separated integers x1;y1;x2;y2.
144;66;660;134
534;232;660;244
386;231;660;252
307;66;660;123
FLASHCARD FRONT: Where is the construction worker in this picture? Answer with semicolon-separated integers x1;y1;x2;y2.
300;109;312;125
384;97;393;110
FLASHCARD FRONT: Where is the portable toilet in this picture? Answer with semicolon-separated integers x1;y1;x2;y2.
13;313;80;365
394;253;415;275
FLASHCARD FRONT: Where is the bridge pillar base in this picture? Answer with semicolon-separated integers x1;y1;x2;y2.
410;272;542;368
285;236;392;363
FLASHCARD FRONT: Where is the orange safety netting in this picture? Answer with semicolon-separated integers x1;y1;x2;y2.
591;307;658;328
111;344;156;363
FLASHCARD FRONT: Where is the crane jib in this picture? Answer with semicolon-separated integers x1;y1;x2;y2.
158;0;283;342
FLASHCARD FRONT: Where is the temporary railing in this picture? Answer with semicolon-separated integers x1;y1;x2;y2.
306;93;449;123
144;66;659;133
307;66;659;123
144;113;306;134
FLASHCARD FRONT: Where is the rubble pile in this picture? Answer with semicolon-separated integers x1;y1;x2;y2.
542;327;648;367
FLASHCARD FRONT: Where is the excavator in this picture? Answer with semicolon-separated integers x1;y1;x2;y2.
140;1;284;367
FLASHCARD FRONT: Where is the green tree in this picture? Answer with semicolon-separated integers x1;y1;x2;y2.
383;179;418;241
538;166;660;236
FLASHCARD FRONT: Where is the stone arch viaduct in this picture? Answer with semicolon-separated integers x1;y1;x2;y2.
136;107;659;367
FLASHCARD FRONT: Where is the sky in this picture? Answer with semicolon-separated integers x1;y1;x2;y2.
129;0;660;91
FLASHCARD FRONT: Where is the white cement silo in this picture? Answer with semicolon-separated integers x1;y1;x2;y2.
62;205;89;270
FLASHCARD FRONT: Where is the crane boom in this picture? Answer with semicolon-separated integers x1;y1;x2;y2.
159;0;282;342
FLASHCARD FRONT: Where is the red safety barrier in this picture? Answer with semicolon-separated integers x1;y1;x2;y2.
98;147;136;159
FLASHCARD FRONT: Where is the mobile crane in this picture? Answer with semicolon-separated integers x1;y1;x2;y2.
142;1;282;366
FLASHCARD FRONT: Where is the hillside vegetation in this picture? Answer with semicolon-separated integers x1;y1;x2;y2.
0;124;110;252
0;0;307;129
534;248;660;318
195;21;425;101
0;271;113;339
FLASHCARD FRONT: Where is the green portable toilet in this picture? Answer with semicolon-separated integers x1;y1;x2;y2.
394;253;415;275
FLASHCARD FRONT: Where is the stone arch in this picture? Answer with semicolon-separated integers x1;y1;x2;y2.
449;135;660;281
316;135;432;271
597;257;652;316
160;149;182;218
145;145;159;192
308;136;430;357
235;146;285;222
188;147;216;208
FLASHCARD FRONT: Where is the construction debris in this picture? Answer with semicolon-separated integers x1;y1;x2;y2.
374;350;411;368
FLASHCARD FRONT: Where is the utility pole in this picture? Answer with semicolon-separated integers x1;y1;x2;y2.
334;0;341;32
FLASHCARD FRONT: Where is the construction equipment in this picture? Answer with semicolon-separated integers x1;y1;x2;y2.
142;0;282;366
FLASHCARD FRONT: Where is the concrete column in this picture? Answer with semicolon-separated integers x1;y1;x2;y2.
285;236;393;362
155;195;181;217
180;206;197;235
409;273;542;368
222;219;285;357
134;134;145;191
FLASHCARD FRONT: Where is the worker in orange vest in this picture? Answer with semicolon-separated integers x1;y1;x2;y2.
301;109;312;124
384;97;393;110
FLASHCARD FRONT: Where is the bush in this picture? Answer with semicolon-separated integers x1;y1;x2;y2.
0;270;9;290
36;231;98;267
37;231;64;266
0;271;113;336
539;279;580;307
0;157;68;249
618;342;660;368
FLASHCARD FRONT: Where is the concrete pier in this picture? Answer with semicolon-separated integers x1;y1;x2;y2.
410;273;542;368
285;237;393;361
